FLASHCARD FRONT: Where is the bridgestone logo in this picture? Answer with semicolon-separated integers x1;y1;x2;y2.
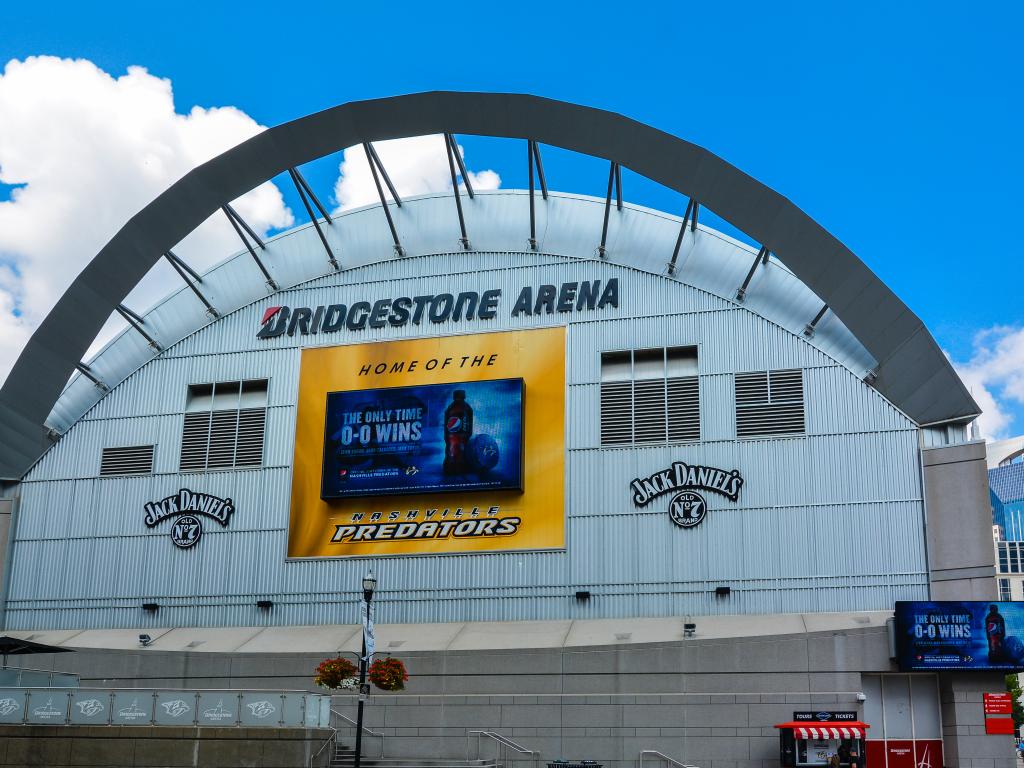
258;279;619;338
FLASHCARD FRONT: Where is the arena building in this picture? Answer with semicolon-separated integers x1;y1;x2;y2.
0;93;1011;768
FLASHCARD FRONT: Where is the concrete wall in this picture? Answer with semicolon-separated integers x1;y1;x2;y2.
922;441;999;599
0;726;331;768
939;672;1016;768
0;625;961;767
3;624;1015;767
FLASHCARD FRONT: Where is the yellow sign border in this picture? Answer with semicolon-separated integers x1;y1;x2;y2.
287;327;566;558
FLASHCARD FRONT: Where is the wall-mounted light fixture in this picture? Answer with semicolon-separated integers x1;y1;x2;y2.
715;586;731;597
256;600;273;610
575;590;591;601
141;602;159;613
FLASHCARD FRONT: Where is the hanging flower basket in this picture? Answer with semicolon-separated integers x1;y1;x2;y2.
368;657;409;691
313;657;358;690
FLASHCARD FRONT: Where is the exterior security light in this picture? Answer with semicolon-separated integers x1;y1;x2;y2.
141;602;158;613
362;571;377;599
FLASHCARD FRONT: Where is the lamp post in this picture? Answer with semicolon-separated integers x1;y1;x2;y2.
354;571;377;768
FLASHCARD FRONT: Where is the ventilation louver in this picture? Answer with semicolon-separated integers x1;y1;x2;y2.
600;347;700;446
99;445;155;476
735;368;805;437
179;380;268;472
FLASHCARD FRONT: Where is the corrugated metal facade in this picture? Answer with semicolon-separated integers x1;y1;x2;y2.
5;194;927;630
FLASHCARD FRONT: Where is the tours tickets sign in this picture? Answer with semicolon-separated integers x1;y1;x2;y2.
895;601;1024;671
288;327;565;558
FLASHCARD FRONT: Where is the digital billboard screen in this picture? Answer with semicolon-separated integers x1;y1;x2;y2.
321;378;524;499
895;601;1024;671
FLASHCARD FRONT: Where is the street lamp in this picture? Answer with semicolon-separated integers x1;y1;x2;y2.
362;572;377;602
355;571;376;768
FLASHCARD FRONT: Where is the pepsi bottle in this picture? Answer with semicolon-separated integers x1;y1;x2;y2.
443;390;473;474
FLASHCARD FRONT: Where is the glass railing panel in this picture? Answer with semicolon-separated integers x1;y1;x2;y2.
0;689;27;724
25;690;70;724
319;695;331;727
18;671;52;688
112;692;154;725
70;691;111;725
155;692;197;726
282;693;305;727
303;694;319;727
240;693;283;726
197;692;239;726
50;673;80;688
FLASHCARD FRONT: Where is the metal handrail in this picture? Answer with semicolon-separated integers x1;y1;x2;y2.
6;684;311;692
0;665;81;687
310;726;338;768
469;730;539;768
331;707;386;757
639;750;699;768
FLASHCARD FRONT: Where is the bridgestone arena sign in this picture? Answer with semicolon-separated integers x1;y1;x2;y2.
258;279;619;338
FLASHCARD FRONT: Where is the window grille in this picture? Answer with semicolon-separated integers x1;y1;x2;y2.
180;380;268;472
999;578;1012;601
998;542;1010;574
735;368;805;438
999;540;1024;577
600;347;699;446
99;444;155;476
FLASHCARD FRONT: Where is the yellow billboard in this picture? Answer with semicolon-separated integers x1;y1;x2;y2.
287;327;565;557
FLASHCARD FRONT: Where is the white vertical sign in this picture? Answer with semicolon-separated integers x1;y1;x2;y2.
361;601;375;664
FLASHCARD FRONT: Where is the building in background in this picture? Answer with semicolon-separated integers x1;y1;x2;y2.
0;93;1010;768
990;438;1024;600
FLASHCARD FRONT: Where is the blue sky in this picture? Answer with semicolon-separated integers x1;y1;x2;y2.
1;1;1021;434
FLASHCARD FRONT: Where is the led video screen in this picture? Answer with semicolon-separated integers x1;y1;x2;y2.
321;378;524;499
895;600;1024;671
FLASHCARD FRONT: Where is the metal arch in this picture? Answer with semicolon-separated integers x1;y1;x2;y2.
288;168;340;269
0;91;978;479
363;143;404;256
444;133;471;250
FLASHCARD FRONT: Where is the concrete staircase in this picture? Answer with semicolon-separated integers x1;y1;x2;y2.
329;746;500;768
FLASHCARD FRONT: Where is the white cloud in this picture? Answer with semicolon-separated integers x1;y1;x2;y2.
952;325;1024;440
0;56;293;384
333;134;500;211
0;57;503;393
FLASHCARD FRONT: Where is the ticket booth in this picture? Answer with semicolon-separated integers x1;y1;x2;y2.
775;713;869;766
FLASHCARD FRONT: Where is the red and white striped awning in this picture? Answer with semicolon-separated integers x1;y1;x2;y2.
794;726;863;740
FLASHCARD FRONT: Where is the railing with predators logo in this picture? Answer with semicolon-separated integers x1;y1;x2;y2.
0;687;331;727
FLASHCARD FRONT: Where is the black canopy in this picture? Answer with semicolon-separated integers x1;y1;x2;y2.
0;635;74;667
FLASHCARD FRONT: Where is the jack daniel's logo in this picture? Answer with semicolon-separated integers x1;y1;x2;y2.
630;461;744;530
144;489;234;549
